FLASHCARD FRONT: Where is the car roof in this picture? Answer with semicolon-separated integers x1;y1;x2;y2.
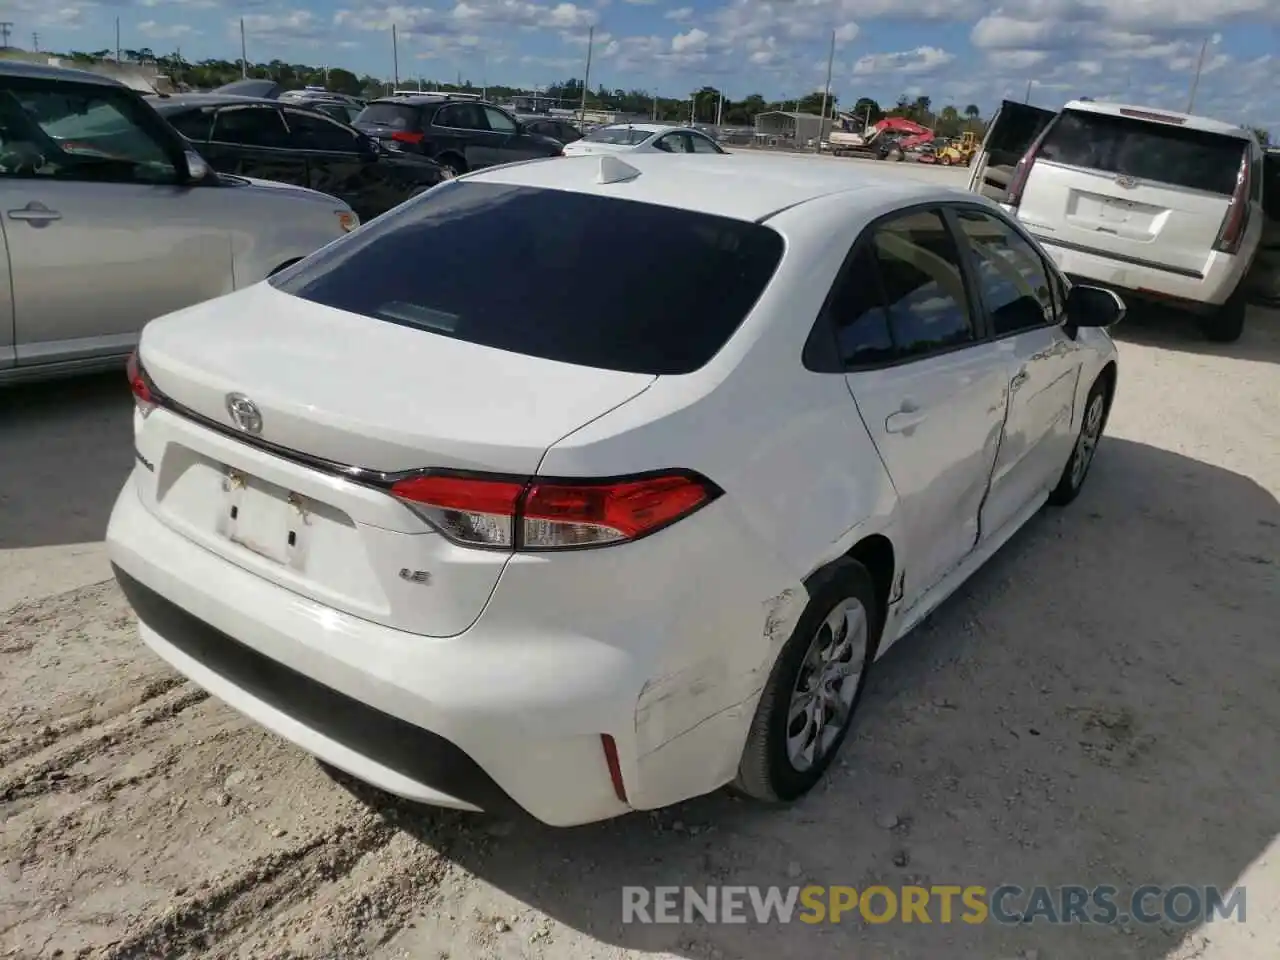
600;122;675;134
0;59;126;87
1061;99;1253;139
369;94;452;106
152;93;334;111
463;152;968;223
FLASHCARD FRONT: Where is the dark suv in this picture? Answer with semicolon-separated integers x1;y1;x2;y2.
353;96;563;175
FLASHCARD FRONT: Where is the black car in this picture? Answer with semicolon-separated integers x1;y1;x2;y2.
353;95;563;176
150;93;448;221
518;115;584;145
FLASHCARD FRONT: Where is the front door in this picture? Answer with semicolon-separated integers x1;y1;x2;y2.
0;75;232;365
949;205;1082;538
837;208;1010;603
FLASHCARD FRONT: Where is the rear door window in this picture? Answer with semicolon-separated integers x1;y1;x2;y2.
270;181;785;375
952;207;1055;336
211;106;288;147
1038;110;1247;195
163;106;214;141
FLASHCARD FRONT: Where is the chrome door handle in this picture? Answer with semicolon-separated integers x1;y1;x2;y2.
885;402;927;434
8;202;61;223
1010;370;1029;392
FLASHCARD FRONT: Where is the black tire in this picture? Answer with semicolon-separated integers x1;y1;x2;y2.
1048;374;1111;507
437;154;466;178
732;559;879;803
1199;284;1247;343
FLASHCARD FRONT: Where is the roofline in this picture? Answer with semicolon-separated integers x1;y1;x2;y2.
1062;99;1252;138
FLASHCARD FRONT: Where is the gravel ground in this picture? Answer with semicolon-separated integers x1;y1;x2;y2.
2;224;1278;958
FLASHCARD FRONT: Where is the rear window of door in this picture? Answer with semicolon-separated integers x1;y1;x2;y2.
435;103;485;131
284;109;359;152
163;106;214;141
482;106;518;135
1038;110;1247;195
269;181;785;375
211;105;288;147
952;207;1056;336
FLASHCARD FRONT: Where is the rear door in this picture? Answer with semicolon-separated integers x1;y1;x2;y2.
206;104;307;186
836;208;1011;603
968;100;1057;203
1015;109;1246;277
281;106;379;219
0;213;11;372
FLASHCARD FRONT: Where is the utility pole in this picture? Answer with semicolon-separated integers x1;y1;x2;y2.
1024;78;1033;103
0;22;12;49
652;95;657;121
817;28;835;151
715;90;723;127
578;25;593;123
392;24;399;88
239;17;247;77
115;17;121;61
1186;35;1209;114
31;32;38;52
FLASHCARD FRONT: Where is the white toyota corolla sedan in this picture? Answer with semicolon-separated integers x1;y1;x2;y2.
561;122;727;156
106;152;1122;827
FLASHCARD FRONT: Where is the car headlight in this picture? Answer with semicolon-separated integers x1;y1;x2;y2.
337;210;359;233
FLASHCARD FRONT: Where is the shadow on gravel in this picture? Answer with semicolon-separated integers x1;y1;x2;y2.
1110;301;1280;365
0;372;133;549
336;437;1279;960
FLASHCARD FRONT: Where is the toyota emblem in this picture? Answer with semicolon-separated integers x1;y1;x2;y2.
1114;175;1138;189
225;393;263;435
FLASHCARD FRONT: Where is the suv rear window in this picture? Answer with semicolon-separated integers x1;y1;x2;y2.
354;102;422;130
270;181;784;375
1039;110;1247;195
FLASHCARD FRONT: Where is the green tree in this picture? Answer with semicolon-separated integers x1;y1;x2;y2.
850;97;882;124
1251;126;1270;146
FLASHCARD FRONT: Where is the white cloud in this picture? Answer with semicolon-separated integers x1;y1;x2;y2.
834;22;859;45
664;6;693;22
236;10;330;42
670;27;708;54
853;46;955;75
138;20;197;39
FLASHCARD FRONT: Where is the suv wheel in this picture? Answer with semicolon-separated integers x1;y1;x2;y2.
437;154;466;178
1200;285;1247;343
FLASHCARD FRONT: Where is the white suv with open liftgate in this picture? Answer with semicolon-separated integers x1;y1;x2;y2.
971;99;1264;342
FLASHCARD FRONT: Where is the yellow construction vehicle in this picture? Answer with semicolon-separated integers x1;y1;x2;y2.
935;131;978;166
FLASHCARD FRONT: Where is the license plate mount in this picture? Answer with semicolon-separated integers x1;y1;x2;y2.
215;468;309;568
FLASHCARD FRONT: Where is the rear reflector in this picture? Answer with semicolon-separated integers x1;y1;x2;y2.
126;350;157;416
601;734;627;803
390;470;721;551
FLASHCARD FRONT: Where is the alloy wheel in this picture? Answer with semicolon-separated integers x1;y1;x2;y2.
785;598;866;772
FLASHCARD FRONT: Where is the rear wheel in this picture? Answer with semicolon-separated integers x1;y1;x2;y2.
1199;284;1247;343
732;560;878;803
437;154;466;178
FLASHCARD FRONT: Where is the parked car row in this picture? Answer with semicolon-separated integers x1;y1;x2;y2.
0;61;359;384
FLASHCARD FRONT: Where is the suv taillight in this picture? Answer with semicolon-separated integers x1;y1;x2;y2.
126;350;158;416
390;470;721;551
1213;148;1252;255
391;131;424;144
1006;119;1058;209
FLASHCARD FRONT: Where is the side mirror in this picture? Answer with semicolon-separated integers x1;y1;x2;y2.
1065;283;1125;329
181;149;210;183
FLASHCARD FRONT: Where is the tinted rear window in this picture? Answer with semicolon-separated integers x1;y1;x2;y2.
354;103;422;130
270;182;784;375
1039;110;1247;195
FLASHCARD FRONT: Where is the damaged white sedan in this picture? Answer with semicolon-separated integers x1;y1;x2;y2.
106;152;1121;826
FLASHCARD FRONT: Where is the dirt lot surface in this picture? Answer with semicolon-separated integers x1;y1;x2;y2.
2;248;1278;957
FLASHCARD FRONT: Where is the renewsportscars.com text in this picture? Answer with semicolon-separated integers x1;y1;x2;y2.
621;884;1246;926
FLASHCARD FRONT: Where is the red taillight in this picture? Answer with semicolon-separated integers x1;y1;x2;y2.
389;470;719;551
1006;119;1058;209
1213;149;1251;255
126;349;157;416
391;131;424;144
601;734;627;803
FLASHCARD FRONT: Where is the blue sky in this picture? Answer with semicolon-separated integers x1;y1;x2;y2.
11;0;1280;126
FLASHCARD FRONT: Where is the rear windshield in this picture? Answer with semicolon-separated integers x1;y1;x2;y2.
270;181;785;375
1038;110;1247;195
584;127;652;145
354;102;422;130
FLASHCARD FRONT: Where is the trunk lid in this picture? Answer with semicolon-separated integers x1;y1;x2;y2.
134;282;654;637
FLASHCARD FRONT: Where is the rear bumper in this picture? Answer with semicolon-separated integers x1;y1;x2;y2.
1033;236;1245;309
106;472;793;825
